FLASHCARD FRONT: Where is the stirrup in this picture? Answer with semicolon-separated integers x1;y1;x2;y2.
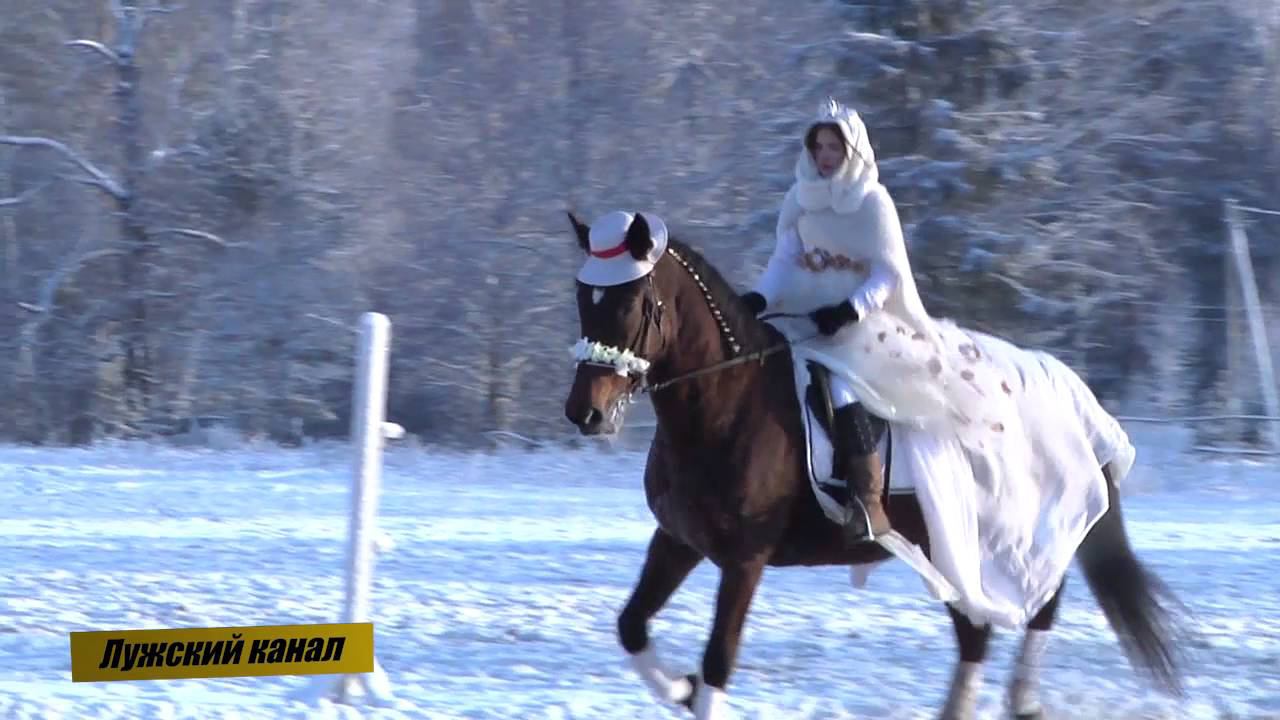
842;497;878;544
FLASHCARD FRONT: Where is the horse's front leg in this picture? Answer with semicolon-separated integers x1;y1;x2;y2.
940;603;993;720
1006;579;1066;720
618;527;704;707
684;556;767;719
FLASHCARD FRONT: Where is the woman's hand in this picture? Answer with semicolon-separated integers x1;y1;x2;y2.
740;291;767;316
810;300;858;335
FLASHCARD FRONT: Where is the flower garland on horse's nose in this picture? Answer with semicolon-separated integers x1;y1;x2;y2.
569;338;652;377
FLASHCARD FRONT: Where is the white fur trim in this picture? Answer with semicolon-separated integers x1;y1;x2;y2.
792;98;879;216
577;210;668;287
569;337;651;377
693;683;730;720
628;646;692;705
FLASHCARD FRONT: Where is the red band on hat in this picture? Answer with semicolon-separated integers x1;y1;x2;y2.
591;241;629;259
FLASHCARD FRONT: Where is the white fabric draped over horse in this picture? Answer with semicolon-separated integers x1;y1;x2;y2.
751;98;1137;629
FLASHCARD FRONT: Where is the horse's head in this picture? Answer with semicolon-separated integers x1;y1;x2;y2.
563;210;671;436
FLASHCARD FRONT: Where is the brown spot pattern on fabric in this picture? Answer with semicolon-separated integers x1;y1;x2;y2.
991;422;1005;432
878;332;888;343
1001;380;1013;395
798;248;867;273
928;357;943;376
961;369;975;381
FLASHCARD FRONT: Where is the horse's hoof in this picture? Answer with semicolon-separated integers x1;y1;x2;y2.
677;673;699;712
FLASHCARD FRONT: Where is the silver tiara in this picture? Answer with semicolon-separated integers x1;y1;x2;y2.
818;96;847;121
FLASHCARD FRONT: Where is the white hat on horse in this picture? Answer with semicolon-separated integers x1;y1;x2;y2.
576;210;669;287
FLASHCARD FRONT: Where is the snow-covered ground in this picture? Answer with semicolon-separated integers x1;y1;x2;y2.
1;424;1278;719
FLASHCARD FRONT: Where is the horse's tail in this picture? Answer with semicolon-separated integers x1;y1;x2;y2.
1075;464;1192;698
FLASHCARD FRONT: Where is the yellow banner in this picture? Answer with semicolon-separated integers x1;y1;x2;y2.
69;622;374;682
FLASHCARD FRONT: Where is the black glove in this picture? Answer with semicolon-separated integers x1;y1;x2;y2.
740;291;767;316
810;300;859;336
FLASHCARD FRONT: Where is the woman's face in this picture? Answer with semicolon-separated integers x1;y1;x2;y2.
811;127;846;178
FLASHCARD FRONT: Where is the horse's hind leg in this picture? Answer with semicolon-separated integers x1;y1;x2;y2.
1007;579;1066;720
940;604;993;720
618;527;704;707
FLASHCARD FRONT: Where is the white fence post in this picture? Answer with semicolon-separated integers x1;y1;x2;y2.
1225;199;1280;452
295;311;402;708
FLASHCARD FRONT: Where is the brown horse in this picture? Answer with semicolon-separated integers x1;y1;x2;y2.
561;211;1189;720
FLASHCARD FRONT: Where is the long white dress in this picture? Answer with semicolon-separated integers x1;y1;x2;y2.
752;99;1135;629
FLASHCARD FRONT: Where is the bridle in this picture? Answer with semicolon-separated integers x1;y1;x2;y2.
571;247;814;398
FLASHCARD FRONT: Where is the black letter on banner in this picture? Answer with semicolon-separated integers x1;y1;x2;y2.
121;642;142;672
139;642;166;668
165;642;183;667
202;641;225;666
321;637;345;662
224;634;244;664
265;638;286;664
303;637;324;662
182;641;203;666
284;638;307;663
248;639;269;664
98;639;124;669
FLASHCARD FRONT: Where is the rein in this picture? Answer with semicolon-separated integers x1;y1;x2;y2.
642;310;817;393
640;337;793;394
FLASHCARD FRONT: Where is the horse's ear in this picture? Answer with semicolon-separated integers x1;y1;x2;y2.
624;213;654;260
566;211;590;253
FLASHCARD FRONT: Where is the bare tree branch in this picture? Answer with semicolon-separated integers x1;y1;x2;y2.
152;227;242;249
146;1;180;17
1237;204;1280;217
304;314;358;334
20;247;129;315
0;180;53;208
66;173;128;197
0;136;127;200
64;40;120;65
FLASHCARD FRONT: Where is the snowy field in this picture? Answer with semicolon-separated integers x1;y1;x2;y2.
1;423;1278;719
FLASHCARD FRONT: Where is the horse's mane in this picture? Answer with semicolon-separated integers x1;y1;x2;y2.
663;235;779;353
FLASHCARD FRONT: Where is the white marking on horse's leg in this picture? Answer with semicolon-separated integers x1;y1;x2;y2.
939;661;983;720
692;682;730;720
849;559;889;589
628;644;692;705
592;287;606;305
1008;629;1049;717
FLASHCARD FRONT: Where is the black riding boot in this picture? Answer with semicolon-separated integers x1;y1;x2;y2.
831;402;891;544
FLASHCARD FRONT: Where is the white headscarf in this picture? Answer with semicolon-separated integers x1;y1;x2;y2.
793;97;879;215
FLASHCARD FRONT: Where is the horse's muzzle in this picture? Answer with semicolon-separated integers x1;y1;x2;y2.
564;373;627;436
565;404;617;436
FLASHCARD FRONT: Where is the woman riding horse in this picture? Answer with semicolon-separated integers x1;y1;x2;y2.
741;98;915;542
742;97;1024;544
